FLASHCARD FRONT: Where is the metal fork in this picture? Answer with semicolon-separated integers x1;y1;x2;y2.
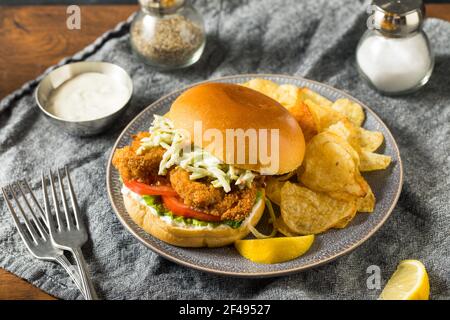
1;181;85;298
42;167;98;300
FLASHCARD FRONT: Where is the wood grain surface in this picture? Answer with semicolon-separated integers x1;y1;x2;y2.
0;5;136;98
0;3;449;301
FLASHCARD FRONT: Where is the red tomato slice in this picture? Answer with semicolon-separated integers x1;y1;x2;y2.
124;181;178;196
162;196;222;222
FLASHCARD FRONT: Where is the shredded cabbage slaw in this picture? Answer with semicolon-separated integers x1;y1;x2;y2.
137;115;256;193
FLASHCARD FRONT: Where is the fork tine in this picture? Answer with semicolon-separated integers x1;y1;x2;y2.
57;168;73;231
64;166;82;229
49;170;64;231
7;183;41;243
2;187;34;246
23;179;48;226
17;181;47;241
42;172;57;235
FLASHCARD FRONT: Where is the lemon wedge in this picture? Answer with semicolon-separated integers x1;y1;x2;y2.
379;260;430;300
234;235;314;264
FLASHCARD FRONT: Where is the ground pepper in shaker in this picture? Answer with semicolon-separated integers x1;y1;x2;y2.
130;0;206;70
356;0;434;95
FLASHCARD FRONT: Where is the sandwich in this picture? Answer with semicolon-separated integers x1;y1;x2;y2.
112;82;305;247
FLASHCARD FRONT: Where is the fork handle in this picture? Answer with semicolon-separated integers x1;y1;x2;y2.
72;247;99;300
55;254;85;299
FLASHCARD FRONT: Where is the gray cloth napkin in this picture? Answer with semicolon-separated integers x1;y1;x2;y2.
1;0;449;300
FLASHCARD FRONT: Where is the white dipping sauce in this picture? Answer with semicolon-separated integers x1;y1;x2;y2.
46;72;130;121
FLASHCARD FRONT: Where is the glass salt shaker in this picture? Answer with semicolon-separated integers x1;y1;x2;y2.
130;0;206;70
356;0;434;95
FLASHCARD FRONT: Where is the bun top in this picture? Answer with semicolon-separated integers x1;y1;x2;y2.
168;82;305;175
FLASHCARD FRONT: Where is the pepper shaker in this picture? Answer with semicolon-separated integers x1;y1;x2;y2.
130;0;206;70
356;0;434;95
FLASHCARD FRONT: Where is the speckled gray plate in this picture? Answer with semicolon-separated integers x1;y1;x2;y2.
106;74;403;277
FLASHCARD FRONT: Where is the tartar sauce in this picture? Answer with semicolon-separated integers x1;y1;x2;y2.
46;72;130;121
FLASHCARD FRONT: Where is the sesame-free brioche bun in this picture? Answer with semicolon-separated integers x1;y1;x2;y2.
168;83;305;175
123;190;265;248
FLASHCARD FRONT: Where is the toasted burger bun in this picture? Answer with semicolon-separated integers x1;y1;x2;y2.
168;83;305;175
123;190;266;248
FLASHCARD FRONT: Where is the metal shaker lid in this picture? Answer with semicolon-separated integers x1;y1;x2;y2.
139;0;185;13
372;0;425;36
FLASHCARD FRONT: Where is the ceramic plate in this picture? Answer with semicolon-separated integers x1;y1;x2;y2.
106;74;403;277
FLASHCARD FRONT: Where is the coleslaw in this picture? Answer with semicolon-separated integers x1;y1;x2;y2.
136;115;256;193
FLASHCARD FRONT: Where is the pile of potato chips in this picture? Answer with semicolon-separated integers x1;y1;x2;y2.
241;79;392;235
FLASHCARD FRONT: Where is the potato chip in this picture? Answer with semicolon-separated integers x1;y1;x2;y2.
274;85;319;141
285;102;318;141
327;191;357;202
358;127;384;152
326;121;387;170
331;98;365;127
359;150;392;171
274;84;299;108
240;79;388;229
265;178;285;206
241;79;279;100
300;132;366;196
274;217;299;237
357;184;375;212
304;99;344;131
281;182;357;235
299;87;333;107
328;177;373;212
333;209;357;229
344;172;369;197
241;80;319;140
326;120;361;154
303;100;322;133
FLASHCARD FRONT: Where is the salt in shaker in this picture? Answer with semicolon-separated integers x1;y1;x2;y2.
356;0;434;95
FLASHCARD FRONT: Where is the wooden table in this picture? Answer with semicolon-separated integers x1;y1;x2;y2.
0;3;449;300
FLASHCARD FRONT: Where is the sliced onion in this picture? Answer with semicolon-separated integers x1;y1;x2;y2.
265;198;277;224
248;224;277;239
248;199;278;239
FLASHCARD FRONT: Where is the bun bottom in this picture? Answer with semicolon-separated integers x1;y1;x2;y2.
123;190;265;248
